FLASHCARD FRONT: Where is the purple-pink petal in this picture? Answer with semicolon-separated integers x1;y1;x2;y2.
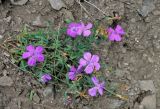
88;87;97;96
115;25;125;35
35;46;44;53
68;71;76;80
70;66;77;72
27;57;36;66
83;30;91;37
114;33;122;41
100;82;105;88
68;22;77;28
85;23;93;29
67;22;83;38
84;64;94;74
36;54;45;62
79;58;87;66
41;74;52;83
76;23;83;35
94;62;100;71
83;52;92;61
26;45;35;52
77;65;83;73
90;55;99;63
98;88;103;95
91;76;99;85
108;32;116;41
22;52;32;59
108;27;114;35
67;29;77;38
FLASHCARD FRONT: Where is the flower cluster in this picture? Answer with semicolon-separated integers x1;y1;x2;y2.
67;22;93;38
21;22;125;97
107;25;125;42
68;52;105;96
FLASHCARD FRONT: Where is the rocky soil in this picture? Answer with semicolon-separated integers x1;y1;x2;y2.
0;0;160;109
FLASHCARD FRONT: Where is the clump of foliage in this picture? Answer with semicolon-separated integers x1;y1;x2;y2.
4;19;127;106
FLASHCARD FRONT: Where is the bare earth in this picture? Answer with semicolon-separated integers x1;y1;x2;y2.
0;0;160;109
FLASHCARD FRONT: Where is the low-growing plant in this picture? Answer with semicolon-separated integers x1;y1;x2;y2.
3;18;127;106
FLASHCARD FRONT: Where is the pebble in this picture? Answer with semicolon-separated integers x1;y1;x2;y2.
10;0;28;5
48;0;66;10
131;18;136;23
63;0;74;7
138;0;155;17
153;10;160;15
33;93;40;103
3;16;12;23
32;16;46;28
108;99;126;109
138;80;156;109
43;86;53;97
0;35;3;39
2;70;8;76
0;76;13;86
0;62;5;71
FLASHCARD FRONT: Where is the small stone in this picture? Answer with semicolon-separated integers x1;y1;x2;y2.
139;104;144;109
141;95;156;109
4;16;12;23
131;18;136;23
78;104;83;109
48;0;66;10
0;35;3;39
4;52;10;57
32;16;46;28
33;93;40;103
134;103;144;109
43;86;53;97
83;106;90;109
153;10;160;15
145;17;151;22
10;0;28;5
108;99;126;109
29;0;35;2
115;69;124;78
0;76;13;86
148;57;154;63
0;62;5;71
138;80;156;109
138;80;155;92
63;0;74;7
2;70;8;76
138;0;155;17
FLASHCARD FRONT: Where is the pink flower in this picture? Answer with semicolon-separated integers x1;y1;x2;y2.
67;22;93;38
68;65;83;80
79;52;100;74
67;22;83;38
22;45;45;66
107;25;125;41
81;22;93;37
88;76;105;96
41;74;52;83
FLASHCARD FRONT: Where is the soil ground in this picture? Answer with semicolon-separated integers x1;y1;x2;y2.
0;0;160;109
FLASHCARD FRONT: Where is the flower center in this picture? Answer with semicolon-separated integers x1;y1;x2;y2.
72;27;78;32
